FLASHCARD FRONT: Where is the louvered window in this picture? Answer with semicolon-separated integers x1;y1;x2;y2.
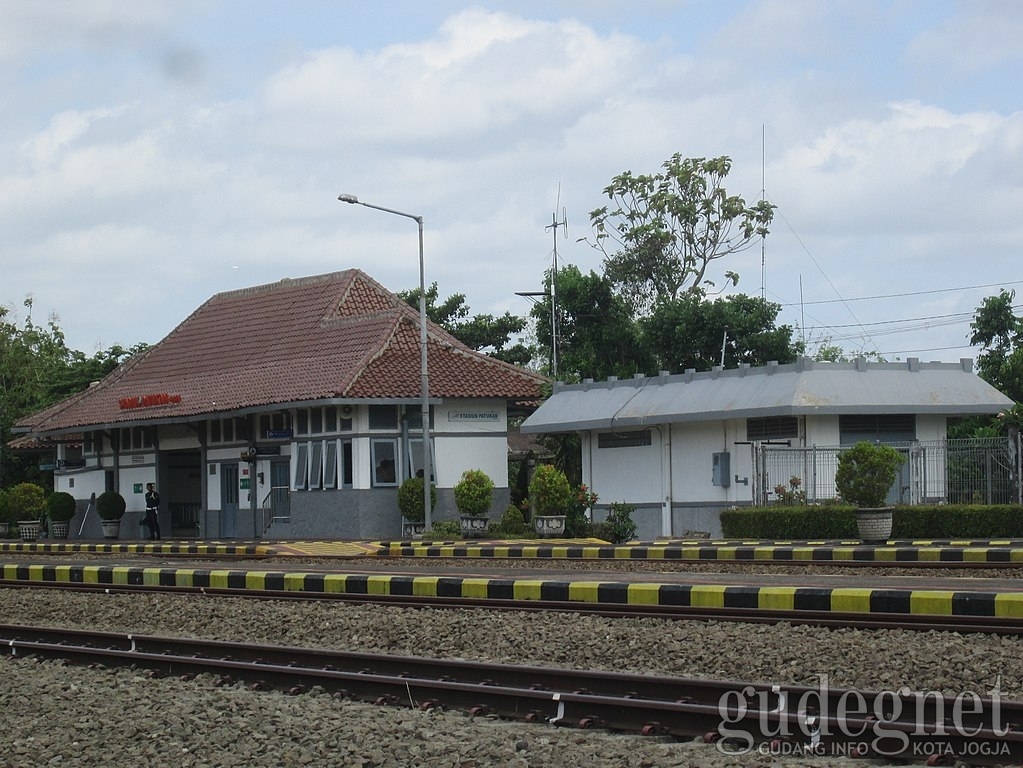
746;416;799;442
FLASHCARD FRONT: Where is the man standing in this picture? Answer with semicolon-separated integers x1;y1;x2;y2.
144;483;162;540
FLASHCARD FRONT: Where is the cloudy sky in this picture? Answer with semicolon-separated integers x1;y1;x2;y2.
2;0;1021;368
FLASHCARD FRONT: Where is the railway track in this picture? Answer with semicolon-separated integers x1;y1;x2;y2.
3;578;1022;635
1;623;1020;765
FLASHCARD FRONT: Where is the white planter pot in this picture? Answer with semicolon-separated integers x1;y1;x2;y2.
49;521;70;539
459;516;488;538
18;520;40;542
533;514;566;538
855;508;893;542
401;519;425;538
100;519;122;539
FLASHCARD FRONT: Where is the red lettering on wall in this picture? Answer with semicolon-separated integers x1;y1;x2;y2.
118;393;183;410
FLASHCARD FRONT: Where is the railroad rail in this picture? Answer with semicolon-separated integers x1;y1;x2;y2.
1;623;1020;765
3;578;1023;635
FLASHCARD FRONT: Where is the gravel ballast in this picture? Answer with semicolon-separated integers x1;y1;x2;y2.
1;586;1020;767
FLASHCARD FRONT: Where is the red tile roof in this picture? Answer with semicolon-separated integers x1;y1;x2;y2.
17;270;547;435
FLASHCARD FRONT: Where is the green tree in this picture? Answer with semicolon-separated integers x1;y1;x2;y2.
970;289;1023;404
588;154;775;313
642;293;801;373
399;283;532;366
0;300;146;486
530;265;651;381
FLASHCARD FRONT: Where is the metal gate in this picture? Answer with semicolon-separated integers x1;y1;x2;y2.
753;436;1022;507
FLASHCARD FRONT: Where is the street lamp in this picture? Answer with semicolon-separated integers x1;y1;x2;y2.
338;193;432;530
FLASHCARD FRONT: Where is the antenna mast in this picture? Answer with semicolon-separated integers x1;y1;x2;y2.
545;195;568;378
760;124;766;301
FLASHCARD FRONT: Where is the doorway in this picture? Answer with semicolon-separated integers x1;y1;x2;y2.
220;462;239;538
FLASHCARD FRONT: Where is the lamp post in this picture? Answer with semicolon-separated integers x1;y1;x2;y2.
338;193;432;530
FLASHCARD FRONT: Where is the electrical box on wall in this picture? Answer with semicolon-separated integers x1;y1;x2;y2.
712;452;731;487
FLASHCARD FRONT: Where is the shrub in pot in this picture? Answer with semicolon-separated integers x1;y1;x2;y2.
835;441;904;542
46;491;77;522
96;491;127;521
453;469;494;537
45;491;77;539
8;482;46;541
96;491;126;539
453;469;494;517
8;482;46;520
528;464;573;536
397;476;436;534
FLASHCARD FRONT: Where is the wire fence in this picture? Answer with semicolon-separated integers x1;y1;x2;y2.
753;436;1022;507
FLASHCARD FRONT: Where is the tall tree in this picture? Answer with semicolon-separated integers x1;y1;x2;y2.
642;293;801;373
969;289;1023;404
0;300;145;486
530;265;651;382
398;283;533;366
587;154;775;313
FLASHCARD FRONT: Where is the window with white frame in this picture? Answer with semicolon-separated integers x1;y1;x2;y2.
341;439;353;487
371;439;398;486
324;440;338;488
309;441;324;488
294;443;309;490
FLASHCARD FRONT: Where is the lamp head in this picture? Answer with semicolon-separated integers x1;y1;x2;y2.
337;193;359;204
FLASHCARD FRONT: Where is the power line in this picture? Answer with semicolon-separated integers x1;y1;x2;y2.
797;280;1023;307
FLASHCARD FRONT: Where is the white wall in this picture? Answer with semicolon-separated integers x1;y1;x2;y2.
434;399;508;489
587;432;662;506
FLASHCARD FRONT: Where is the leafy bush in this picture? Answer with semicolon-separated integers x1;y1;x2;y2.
96;491;126;521
565;484;598;537
0;489;14;524
498;505;527;535
7;482;46;520
397;477;436;523
720;504;1023;539
528;464;573;517
421;519;462;540
835;442;905;508
453;469;494;518
602;501;637;544
46;491;77;522
773;476;806;505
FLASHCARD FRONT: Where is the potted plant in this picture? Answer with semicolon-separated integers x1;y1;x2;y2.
397;477;436;538
453;468;494;538
96;491;127;539
834;441;905;542
45;491;77;539
8;482;46;542
528;464;573;537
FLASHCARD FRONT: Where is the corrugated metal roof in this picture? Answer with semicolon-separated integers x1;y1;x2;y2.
17;270;547;436
520;357;1014;433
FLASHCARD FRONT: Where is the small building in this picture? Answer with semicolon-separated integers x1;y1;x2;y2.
520;357;1016;538
16;270;546;539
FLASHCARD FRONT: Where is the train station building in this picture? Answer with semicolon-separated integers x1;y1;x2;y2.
16;270;546;540
520;357;1016;539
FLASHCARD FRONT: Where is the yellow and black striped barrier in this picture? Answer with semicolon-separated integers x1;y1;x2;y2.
0;542;277;557
2;562;1022;618
376;541;1023;563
